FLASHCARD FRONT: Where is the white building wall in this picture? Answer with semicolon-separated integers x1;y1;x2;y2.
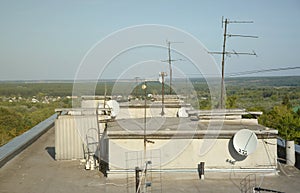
108;138;277;170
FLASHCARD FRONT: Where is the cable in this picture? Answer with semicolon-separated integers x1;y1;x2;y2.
87;181;135;187
186;66;300;77
228;66;300;77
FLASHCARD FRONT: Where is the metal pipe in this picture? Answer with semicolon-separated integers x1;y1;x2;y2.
220;19;228;109
142;82;147;161
107;168;277;173
198;162;205;180
135;167;141;193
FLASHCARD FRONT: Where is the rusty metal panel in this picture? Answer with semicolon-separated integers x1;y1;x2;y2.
55;115;99;160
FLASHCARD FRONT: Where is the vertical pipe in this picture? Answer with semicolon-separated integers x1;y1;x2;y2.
135;167;141;193
286;140;295;166
198;162;205;180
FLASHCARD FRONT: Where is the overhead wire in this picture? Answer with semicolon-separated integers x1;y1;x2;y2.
227;66;300;77
185;66;300;78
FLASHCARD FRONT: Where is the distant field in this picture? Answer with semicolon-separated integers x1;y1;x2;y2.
1;76;300;145
1;76;300;109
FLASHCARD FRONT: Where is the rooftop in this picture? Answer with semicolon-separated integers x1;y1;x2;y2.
107;117;276;139
0;123;299;193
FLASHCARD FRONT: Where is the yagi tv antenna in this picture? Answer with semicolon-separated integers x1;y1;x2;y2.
233;129;258;156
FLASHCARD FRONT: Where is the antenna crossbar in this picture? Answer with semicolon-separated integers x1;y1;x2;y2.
227;34;258;38
225;20;254;24
216;17;258;109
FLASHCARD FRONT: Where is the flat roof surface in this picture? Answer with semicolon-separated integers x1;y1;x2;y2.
107;117;276;138
0;127;299;193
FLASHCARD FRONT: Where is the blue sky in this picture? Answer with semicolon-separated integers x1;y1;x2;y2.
0;0;299;80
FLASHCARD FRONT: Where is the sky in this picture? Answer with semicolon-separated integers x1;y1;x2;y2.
0;0;299;80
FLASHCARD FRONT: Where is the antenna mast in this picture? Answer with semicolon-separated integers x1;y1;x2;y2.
162;40;183;94
159;72;167;116
210;17;258;109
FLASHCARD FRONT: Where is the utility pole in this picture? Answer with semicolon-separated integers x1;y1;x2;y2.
134;77;140;98
162;40;183;94
210;17;258;109
159;72;167;116
167;41;172;95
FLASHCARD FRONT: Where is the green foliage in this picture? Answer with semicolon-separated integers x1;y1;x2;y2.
0;99;71;146
226;95;237;109
282;94;292;108
199;99;211;110
259;104;300;142
0;82;74;97
0;107;23;139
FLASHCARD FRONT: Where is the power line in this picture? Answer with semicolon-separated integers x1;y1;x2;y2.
228;66;300;77
185;66;300;78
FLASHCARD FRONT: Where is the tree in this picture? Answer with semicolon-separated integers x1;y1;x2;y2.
226;95;237;109
259;105;300;142
282;94;292;109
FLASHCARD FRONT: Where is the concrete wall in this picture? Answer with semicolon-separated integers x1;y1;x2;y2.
107;138;277;171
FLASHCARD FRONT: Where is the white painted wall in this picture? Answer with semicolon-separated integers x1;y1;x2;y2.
107;138;277;171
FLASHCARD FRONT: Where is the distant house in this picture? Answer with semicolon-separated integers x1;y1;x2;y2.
31;98;39;103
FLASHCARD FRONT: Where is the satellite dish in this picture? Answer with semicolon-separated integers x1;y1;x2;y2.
105;100;120;117
233;129;258;156
158;76;163;83
177;107;189;117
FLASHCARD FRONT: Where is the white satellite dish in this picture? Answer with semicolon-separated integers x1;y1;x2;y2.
158;76;163;83
177;107;189;117
233;129;258;156
105;100;120;118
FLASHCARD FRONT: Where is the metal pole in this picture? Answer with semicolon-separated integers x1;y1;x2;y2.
142;81;147;161
198;162;205;180
160;72;166;116
168;41;172;94
220;19;228;109
135;77;139;98
135;167;141;193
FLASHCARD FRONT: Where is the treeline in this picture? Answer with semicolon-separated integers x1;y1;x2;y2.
0;99;71;146
0;83;74;97
1;76;300;145
259;97;300;143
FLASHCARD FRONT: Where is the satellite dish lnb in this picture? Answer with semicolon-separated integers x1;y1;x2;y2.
233;129;258;156
105;100;120;118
